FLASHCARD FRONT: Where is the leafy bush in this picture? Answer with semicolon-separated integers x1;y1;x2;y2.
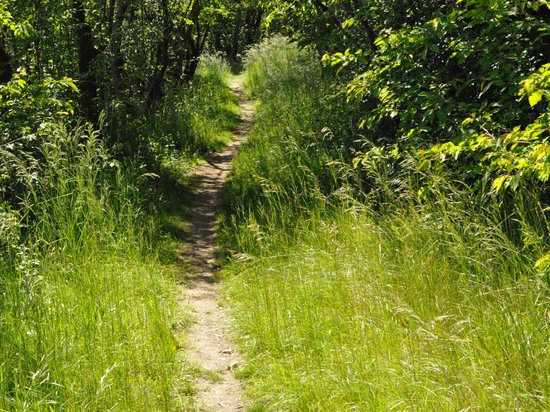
422;62;550;192
116;55;238;179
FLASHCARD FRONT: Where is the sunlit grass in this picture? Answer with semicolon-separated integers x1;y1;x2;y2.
149;54;239;158
224;205;548;411
220;37;550;411
0;55;238;410
0;123;188;410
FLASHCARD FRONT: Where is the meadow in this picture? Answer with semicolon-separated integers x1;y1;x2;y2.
0;57;236;410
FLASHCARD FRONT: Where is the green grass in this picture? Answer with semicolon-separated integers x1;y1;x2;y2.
220;37;550;411
157;54;239;153
134;55;239;179
0;55;239;410
0;123;188;410
224;204;548;411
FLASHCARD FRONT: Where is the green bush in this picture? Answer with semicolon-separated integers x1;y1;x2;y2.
119;55;238;173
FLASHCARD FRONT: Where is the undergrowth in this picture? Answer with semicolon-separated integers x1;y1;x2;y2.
0;123;186;410
0;56;236;410
121;55;239;187
221;37;549;411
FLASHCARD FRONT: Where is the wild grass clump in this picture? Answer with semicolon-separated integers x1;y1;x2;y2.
221;37;361;254
0;123;189;410
225;201;548;411
221;36;550;410
244;35;311;99
156;55;238;153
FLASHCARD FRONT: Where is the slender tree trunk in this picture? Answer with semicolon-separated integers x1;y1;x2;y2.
244;8;263;47
183;0;209;82
108;0;129;100
351;0;378;52
73;0;100;121
230;9;242;61
0;36;12;84
170;0;195;83
145;0;172;111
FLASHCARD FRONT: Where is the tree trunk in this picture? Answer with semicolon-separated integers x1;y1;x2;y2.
351;0;378;52
244;8;263;47
144;0;172;111
73;0;100;121
230;9;242;61
0;37;12;84
183;0;208;82
170;0;195;83
183;24;209;81
108;0;130;100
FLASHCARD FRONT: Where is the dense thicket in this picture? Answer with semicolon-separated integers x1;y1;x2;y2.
0;0;260;186
240;0;549;258
260;0;549;192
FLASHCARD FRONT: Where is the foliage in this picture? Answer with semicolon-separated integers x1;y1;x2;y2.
149;55;238;156
422;63;550;192
0;17;239;406
220;36;550;411
115;55;239;188
0;0;256;161
260;0;550;201
207;0;264;63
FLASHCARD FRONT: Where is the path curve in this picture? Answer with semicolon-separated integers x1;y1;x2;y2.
180;82;252;411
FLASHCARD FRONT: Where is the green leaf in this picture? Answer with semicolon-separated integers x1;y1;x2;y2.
535;253;550;271
491;175;507;192
528;91;543;107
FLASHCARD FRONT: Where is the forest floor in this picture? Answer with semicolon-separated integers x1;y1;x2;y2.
177;81;252;411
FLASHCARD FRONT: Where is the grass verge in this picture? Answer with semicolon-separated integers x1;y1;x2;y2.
220;37;549;411
0;56;238;410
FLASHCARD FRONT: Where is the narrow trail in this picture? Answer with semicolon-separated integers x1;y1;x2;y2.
178;82;252;411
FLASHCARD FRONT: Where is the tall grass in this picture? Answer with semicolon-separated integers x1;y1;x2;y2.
0;123;189;410
220;38;360;255
221;37;550;411
153;55;238;154
122;55;239;187
0;55;238;410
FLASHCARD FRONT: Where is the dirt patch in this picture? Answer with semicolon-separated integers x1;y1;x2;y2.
178;82;252;411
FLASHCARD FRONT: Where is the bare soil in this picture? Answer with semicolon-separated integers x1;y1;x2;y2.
179;82;252;411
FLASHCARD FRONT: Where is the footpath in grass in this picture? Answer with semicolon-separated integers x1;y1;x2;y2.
0;57;239;411
176;80;252;411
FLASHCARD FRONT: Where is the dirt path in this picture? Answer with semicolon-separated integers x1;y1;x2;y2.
179;82;252;411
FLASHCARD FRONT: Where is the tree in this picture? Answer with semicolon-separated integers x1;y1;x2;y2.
73;0;100;121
